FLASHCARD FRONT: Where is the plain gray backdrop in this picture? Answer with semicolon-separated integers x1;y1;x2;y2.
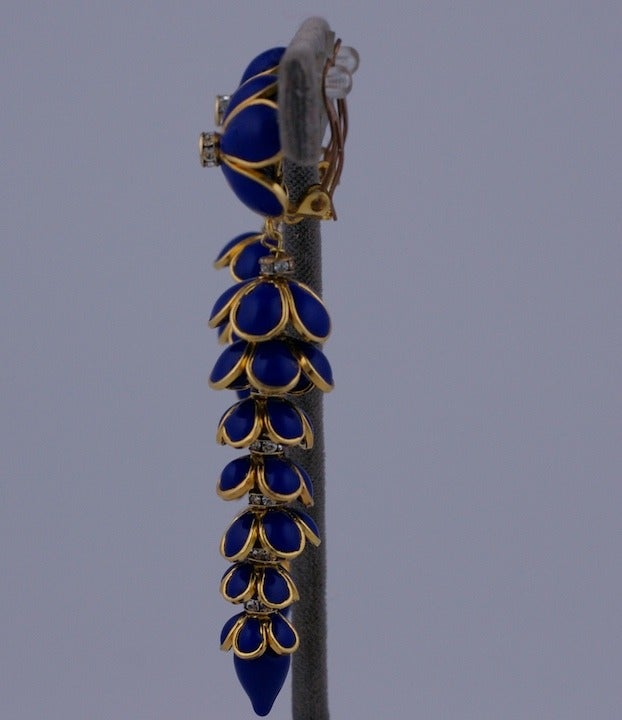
2;2;620;719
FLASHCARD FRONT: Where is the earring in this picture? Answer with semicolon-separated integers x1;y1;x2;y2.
200;39;353;716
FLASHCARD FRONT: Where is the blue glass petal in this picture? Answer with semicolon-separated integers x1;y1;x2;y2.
219;455;252;493
223;563;254;600
239;47;286;84
233;241;272;280
221;163;285;217
224;74;277;122
292;509;321;544
265;398;303;441
221;398;257;444
288;281;331;340
294;461;314;499
263;456;301;497
233;282;285;339
221;611;245;645
298;340;334;387
236;616;264;655
209;280;247;326
215;232;258;264
261;567;291;606
262;509;303;555
249;340;299;390
270;612;298;651
234;649;290;716
209;340;247;386
221;105;280;164
222;511;254;559
237;388;251;400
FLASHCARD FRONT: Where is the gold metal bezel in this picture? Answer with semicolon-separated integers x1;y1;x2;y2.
286;280;331;343
230;279;289;343
267;614;299;654
219;511;258;562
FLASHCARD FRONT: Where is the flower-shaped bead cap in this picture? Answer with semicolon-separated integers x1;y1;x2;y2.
210;338;333;395
209;276;331;343
217;454;314;506
214;232;276;281
220;562;299;609
221;609;298;660
216;396;314;449
220;506;320;562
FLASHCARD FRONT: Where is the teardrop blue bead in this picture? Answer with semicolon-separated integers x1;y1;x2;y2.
234;649;290;716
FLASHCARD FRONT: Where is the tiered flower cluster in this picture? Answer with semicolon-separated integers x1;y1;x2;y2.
209;228;333;715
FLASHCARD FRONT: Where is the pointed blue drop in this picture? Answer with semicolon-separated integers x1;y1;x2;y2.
270;612;297;651
234;649;290;716
224;563;253;599
219;455;252;493
261;567;291;606
236;616;264;655
222;511;254;559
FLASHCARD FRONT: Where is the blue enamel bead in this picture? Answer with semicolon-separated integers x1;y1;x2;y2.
249;340;299;389
221;104;280;163
236;616;264;655
234;649;290;716
261;567;290;606
223;563;253;599
221;398;257;444
209;340;247;386
221;611;244;645
293;509;321;543
222;512;255;559
234;282;284;338
270;612;297;651
263;456;302;497
288;281;331;340
239;47;286;84
215;232;258;264
233;241;272;280
221;163;285;217
209;281;246;327
262;510;303;555
265;398;304;441
219;455;252;493
224;74;277;122
299;341;333;386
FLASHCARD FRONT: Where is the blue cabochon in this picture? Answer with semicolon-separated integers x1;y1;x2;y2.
263;455;303;497
234;649;290;716
233;241;272;280
221;104;280;164
249;340;299;389
221;162;285;217
221;611;244;645
224;74;277;122
265;397;305;441
292;508;320;543
215;231;258;264
221;398;257;443
287;281;331;340
210;340;247;386
239;46;286;84
294;461;314;500
262;509;304;555
261;567;291;606
236;616;264;655
219;455;252;493
209;280;246;326
223;563;253;600
234;282;285;338
298;340;334;386
222;511;255;559
270;612;297;651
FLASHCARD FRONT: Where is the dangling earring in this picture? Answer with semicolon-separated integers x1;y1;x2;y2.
199;37;353;716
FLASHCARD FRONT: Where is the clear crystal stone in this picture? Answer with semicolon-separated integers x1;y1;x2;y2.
336;46;360;74
249;548;275;562
249;492;276;507
259;255;294;276
325;65;353;99
199;131;221;167
214;95;230;126
244;598;272;614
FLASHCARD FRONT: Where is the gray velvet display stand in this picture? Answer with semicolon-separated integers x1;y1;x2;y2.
279;18;334;720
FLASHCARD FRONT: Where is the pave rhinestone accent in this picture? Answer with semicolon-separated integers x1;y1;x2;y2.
244;598;272;614
259;254;295;276
248;547;277;562
199;132;221;167
250;439;284;455
249;492;277;507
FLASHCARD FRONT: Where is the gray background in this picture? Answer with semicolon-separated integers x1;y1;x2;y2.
2;2;620;719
